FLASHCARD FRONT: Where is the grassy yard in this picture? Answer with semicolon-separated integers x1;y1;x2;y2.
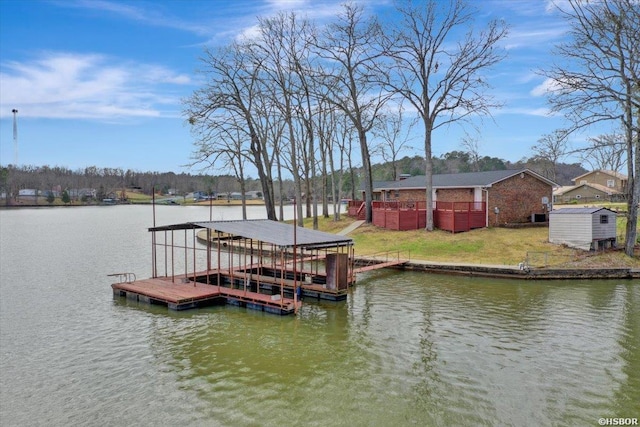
301;214;640;269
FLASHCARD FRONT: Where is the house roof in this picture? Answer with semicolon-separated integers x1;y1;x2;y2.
553;185;575;196
550;207;617;215
372;169;557;191
572;169;627;182
556;182;622;196
149;219;353;249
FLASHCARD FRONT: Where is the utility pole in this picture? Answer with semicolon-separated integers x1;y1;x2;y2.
12;109;18;165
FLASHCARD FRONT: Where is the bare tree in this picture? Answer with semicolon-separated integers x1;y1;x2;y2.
372;105;417;180
255;13;316;226
460;133;482;172
531;129;569;182
543;0;639;256
314;3;391;223
190;114;251;219
387;0;508;230
185;42;278;220
335;114;359;219
317;99;340;219
580;133;627;172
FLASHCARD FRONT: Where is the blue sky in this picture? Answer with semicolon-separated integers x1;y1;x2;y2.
0;0;615;174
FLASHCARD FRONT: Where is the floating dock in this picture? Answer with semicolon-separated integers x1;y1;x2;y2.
112;275;300;314
111;219;356;315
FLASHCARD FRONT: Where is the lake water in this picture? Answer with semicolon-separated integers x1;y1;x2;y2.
1;205;638;426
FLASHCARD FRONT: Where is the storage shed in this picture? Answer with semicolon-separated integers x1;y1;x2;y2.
549;207;617;250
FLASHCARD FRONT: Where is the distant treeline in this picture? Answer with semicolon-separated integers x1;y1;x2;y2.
0;152;586;201
0;165;260;200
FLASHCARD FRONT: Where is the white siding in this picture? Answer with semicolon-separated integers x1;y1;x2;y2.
591;212;617;240
549;214;593;250
474;187;483;202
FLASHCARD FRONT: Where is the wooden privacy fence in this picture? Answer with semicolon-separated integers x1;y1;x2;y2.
347;200;366;220
372;200;427;230
434;201;486;233
357;200;488;233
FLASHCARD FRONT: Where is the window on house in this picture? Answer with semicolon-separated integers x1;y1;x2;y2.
580;180;587;184
576;195;582;199
607;179;615;187
600;215;608;224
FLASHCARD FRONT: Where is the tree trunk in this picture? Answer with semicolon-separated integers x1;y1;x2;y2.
249;129;277;220
624;110;639;256
358;128;373;223
239;176;247;220
276;148;284;222
424;122;434;231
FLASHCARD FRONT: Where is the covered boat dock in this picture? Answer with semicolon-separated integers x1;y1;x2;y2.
111;219;355;314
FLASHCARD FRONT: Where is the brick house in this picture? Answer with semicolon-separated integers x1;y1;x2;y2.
360;169;556;231
553;170;627;203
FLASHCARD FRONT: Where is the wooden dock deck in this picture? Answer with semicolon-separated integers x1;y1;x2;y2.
112;277;300;315
222;269;350;301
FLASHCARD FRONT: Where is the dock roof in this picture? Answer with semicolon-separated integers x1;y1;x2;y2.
149;219;353;249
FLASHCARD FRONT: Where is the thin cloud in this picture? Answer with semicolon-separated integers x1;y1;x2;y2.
498;106;553;117
530;78;561;97
0;51;191;120
504;24;567;50
53;0;213;36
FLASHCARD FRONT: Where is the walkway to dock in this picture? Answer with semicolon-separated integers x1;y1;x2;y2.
352;252;409;274
337;220;365;235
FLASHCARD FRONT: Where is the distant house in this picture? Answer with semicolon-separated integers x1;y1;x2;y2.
18;189;38;197
554;183;620;203
554;170;627;203
351;169;557;232
68;188;97;199
549;207;617;250
193;191;216;201
245;191;263;200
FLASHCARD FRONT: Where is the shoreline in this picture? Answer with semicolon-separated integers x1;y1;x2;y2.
5;205;636;279
382;259;640;280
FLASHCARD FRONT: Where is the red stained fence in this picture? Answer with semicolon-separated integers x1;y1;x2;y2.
433;201;486;233
347;200;366;220
369;200;486;233
371;201;427;231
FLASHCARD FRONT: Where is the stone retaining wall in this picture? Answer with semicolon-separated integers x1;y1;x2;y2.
368;260;640;280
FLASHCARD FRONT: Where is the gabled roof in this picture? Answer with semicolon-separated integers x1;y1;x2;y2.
373;169;557;191
550;207;617;215
149;219;353;249
553;185;575;196
556;182;622;196
572;169;627;182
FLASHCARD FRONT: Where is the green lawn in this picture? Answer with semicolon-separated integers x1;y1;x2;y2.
302;213;640;268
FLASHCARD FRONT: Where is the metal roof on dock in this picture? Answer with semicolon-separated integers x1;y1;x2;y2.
149;219;353;249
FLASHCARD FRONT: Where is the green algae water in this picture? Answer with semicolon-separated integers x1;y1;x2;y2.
1;206;638;426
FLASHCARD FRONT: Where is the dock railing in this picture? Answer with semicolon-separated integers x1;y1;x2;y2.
353;250;409;272
107;272;137;284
